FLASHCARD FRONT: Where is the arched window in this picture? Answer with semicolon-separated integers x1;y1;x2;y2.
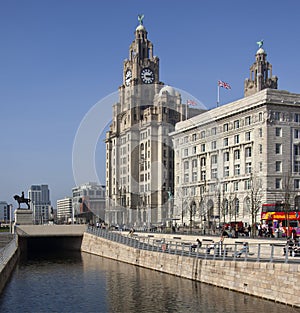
243;197;250;216
233;198;239;216
295;196;300;210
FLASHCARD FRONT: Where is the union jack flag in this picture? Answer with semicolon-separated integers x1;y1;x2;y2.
187;99;197;106
218;80;231;89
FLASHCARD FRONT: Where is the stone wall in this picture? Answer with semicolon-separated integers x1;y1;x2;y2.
81;233;300;308
0;240;19;294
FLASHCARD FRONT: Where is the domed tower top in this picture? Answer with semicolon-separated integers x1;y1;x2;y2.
244;40;278;97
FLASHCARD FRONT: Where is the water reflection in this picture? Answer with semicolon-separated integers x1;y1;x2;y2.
0;251;298;313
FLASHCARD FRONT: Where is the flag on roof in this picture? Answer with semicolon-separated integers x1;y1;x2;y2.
187;99;197;106
218;80;231;89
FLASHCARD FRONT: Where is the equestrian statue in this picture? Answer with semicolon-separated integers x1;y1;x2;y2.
13;191;31;209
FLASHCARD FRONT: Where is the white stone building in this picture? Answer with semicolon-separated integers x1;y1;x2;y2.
105;18;202;227
57;197;73;223
171;45;300;230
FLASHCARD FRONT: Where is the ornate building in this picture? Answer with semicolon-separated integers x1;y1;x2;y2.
105;17;202;227
172;43;300;230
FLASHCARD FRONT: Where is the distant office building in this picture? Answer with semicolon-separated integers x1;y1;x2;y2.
0;201;9;223
72;182;105;222
28;184;51;224
57;197;73;223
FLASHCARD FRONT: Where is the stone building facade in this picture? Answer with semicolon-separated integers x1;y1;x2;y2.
105;19;202;227
171;46;300;229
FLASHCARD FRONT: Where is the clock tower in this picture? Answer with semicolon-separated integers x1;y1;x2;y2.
105;16;190;228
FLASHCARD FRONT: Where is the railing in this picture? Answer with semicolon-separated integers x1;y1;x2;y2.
86;226;300;264
0;235;18;272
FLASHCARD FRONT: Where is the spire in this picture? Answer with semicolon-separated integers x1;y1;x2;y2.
244;41;278;97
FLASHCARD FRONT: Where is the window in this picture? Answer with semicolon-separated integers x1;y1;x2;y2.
234;164;240;175
223;123;229;132
275;127;282;137
200;157;206;167
211;168;218;178
211;141;217;150
294;129;300;139
201;170;206;181
274;112;280;121
192;171;197;182
259;128;263;137
201;144;205;152
245;147;252;158
192;159;197;168
245;180;251;190
245;162;252;174
184;173;189;183
234;181;239;191
275;143;282;154
183;148;188;157
234;120;240;129
245;131;251;141
200;130;206;139
294;161;300;172
184;161;189;170
245;116;251;125
275;178;281;189
192;146;197;154
294;179;300;189
259;144;262;154
224;166;229;177
234;149;240;160
295;113;300;123
294;145;300;156
192;133;197;141
223;152;229;162
211;127;217;135
259;112;263;121
223;137;228;147
211;155;218;164
234;134;240;144
275;161;281;172
184;136;188;143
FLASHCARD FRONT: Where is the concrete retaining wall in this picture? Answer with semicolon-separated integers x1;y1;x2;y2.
81;232;300;307
0;240;19;294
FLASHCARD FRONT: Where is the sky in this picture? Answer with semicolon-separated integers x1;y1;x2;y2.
0;0;299;208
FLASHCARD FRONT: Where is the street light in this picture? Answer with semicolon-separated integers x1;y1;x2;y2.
9;204;13;234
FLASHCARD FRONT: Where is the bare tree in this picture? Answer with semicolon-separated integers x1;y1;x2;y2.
247;173;262;238
281;171;294;237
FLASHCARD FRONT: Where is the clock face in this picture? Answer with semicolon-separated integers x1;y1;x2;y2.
140;68;154;84
125;70;132;86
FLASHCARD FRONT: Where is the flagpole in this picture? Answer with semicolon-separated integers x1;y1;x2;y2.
186;100;188;120
217;83;220;107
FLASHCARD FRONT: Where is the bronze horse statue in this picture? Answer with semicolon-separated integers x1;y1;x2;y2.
14;194;31;209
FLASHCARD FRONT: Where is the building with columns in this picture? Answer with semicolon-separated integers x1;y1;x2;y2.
105;18;202;227
171;44;300;230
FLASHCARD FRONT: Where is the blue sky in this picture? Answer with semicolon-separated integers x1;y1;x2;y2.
0;0;299;208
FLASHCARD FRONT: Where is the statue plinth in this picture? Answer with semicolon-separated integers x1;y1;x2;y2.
15;209;33;225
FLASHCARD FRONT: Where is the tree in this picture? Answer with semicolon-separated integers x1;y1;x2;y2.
247;173;262;237
281;171;294;237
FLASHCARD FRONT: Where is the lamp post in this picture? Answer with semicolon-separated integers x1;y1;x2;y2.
9;204;13;234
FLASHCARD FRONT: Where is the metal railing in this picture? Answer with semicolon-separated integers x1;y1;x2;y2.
86;226;300;264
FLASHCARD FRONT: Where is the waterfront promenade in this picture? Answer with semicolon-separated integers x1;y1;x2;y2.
82;226;300;307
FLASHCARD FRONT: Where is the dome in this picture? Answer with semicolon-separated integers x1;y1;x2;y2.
159;85;176;97
136;24;146;32
256;47;265;54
